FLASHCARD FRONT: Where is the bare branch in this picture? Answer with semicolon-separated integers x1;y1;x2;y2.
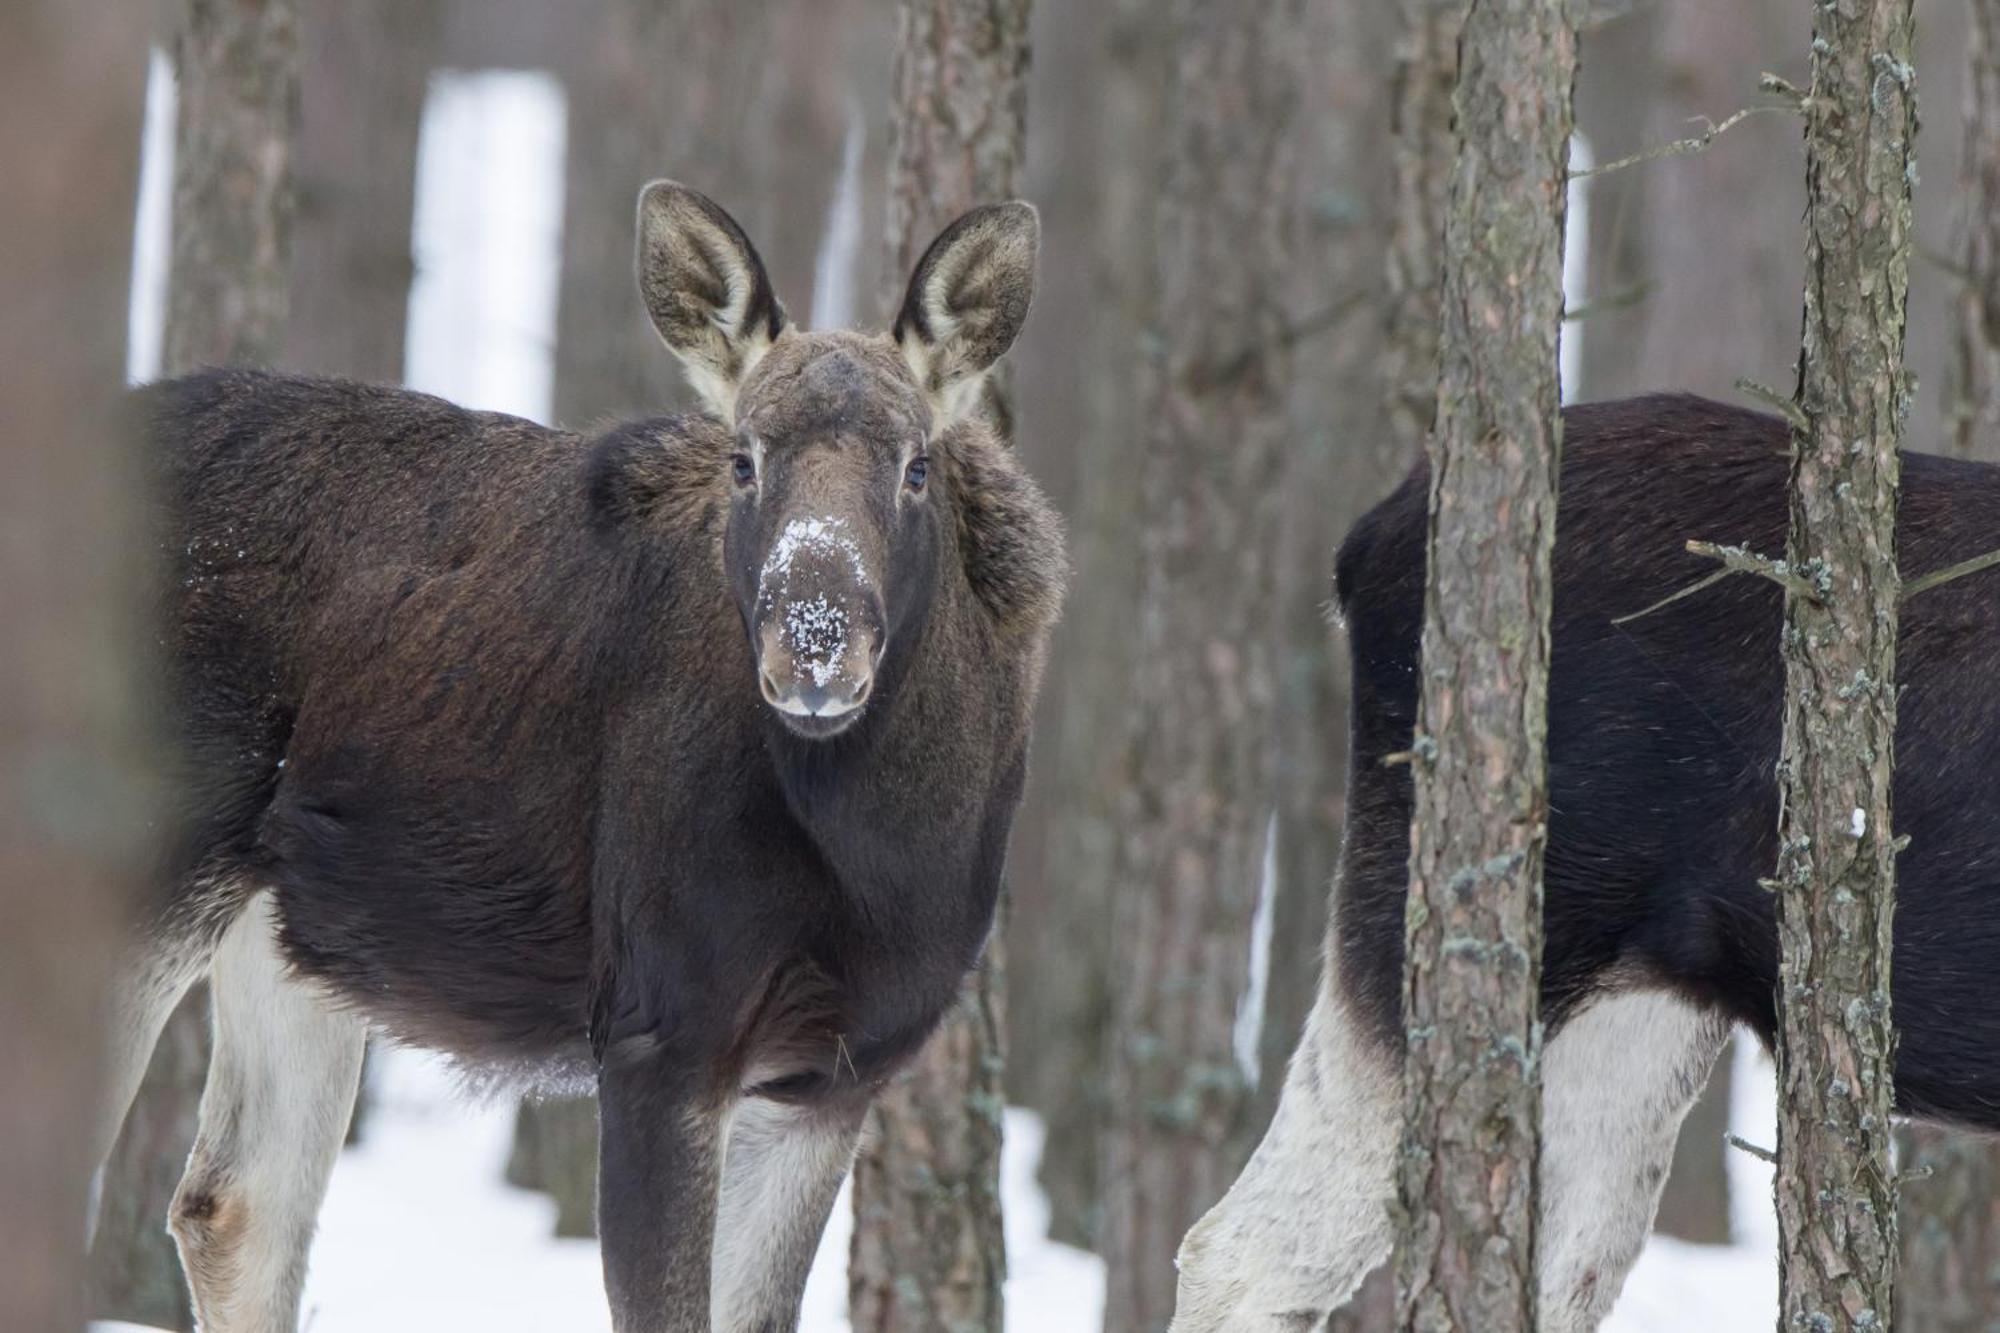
1575;104;1795;180
1563;280;1656;323
1904;546;2000;599
1726;1133;1779;1165
1733;377;1811;431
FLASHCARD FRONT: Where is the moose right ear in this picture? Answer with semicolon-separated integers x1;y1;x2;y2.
635;181;787;424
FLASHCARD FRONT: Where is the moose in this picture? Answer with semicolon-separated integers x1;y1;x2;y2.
95;182;1064;1332
1175;396;2000;1331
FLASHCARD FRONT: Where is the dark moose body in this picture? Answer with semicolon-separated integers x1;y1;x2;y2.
1338;394;2000;1126
128;184;1062;1331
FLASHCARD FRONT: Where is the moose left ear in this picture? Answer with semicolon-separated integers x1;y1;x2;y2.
636;180;787;423
893;201;1039;430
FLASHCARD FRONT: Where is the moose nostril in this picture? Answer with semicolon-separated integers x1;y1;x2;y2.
758;668;783;705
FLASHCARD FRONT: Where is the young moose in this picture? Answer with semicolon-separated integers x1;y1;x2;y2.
1175;397;2000;1331
99;184;1063;1331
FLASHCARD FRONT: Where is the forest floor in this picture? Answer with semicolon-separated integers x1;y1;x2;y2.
94;1039;1775;1332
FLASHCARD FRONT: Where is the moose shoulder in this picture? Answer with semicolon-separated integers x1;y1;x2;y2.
121;185;1064;1333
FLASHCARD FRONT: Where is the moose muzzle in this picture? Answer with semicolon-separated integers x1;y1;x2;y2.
754;516;884;735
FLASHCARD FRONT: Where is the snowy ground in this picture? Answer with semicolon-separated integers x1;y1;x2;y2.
96;1038;1774;1333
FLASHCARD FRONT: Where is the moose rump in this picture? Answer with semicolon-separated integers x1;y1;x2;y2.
99;183;1064;1333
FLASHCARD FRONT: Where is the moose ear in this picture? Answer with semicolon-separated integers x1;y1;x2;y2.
893;201;1039;430
636;181;787;423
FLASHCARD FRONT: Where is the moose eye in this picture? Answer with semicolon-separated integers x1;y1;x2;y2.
904;457;930;493
731;454;756;487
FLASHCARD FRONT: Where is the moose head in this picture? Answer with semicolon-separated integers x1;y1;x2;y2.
631;181;1039;739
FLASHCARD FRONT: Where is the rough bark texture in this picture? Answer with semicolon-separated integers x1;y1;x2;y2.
844;7;1026;1330
1007;0;1167;1250
0;7;149;1327
280;0;439;383
1770;0;1916;1326
1393;1;1578;1327
91;4;296;1323
1382;0;1466;463
1949;0;2000;461
1094;4;1304;1328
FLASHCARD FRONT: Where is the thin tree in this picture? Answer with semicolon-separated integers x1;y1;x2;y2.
1094;3;1305;1328
1898;4;2000;1322
89;3;297;1324
845;4;1028;1329
1768;0;1916;1323
281;0;440;385
1008;0;1169;1250
0;4;150;1326
1393;0;1578;1327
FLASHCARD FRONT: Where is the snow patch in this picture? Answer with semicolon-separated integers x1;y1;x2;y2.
784;594;850;687
1850;807;1867;838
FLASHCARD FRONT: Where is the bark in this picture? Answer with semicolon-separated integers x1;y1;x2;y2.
1095;4;1304;1328
280;0;439;383
0;9;150;1326
1382;0;1465;463
1008;0;1168;1250
91;4;296;1323
847;6;1026;1329
1770;0;1916;1325
1947;0;2000;461
1393;0;1578;1327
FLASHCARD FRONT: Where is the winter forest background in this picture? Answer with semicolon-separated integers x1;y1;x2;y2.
12;0;1999;1328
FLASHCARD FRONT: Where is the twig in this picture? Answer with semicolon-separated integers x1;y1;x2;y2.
1726;1132;1778;1165
1186;292;1370;392
1904;546;2000;599
1733;377;1811;432
1576;104;1794;180
1563;280;1656;323
1612;541;1820;627
1758;72;1809;113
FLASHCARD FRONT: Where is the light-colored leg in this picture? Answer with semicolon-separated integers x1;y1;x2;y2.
169;892;365;1331
88;881;249;1239
709;1094;865;1332
1536;990;1729;1332
1172;974;1399;1333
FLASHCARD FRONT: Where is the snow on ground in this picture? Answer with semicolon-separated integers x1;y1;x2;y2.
95;1038;1772;1333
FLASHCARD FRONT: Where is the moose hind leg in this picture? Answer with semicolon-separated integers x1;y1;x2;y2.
1537;988;1730;1332
709;1093;866;1332
1171;977;1399;1332
169;892;364;1331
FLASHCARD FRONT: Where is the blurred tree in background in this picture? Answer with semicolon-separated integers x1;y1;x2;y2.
0;5;151;1328
90;2;299;1324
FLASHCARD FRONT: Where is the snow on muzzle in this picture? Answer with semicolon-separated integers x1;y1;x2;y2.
754;516;884;725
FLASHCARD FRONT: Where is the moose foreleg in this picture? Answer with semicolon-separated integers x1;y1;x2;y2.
597;1047;728;1333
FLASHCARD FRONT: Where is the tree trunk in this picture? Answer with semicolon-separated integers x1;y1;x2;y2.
1094;4;1304;1328
0;7;150;1327
1009;0;1168;1251
90;5;297;1325
1393;0;1577;1327
551;0;778;427
1948;0;2000;462
1896;10;2000;1324
1382;0;1465;464
1256;0;1402;1136
1770;0;1916;1325
280;0;439;384
846;6;1027;1330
